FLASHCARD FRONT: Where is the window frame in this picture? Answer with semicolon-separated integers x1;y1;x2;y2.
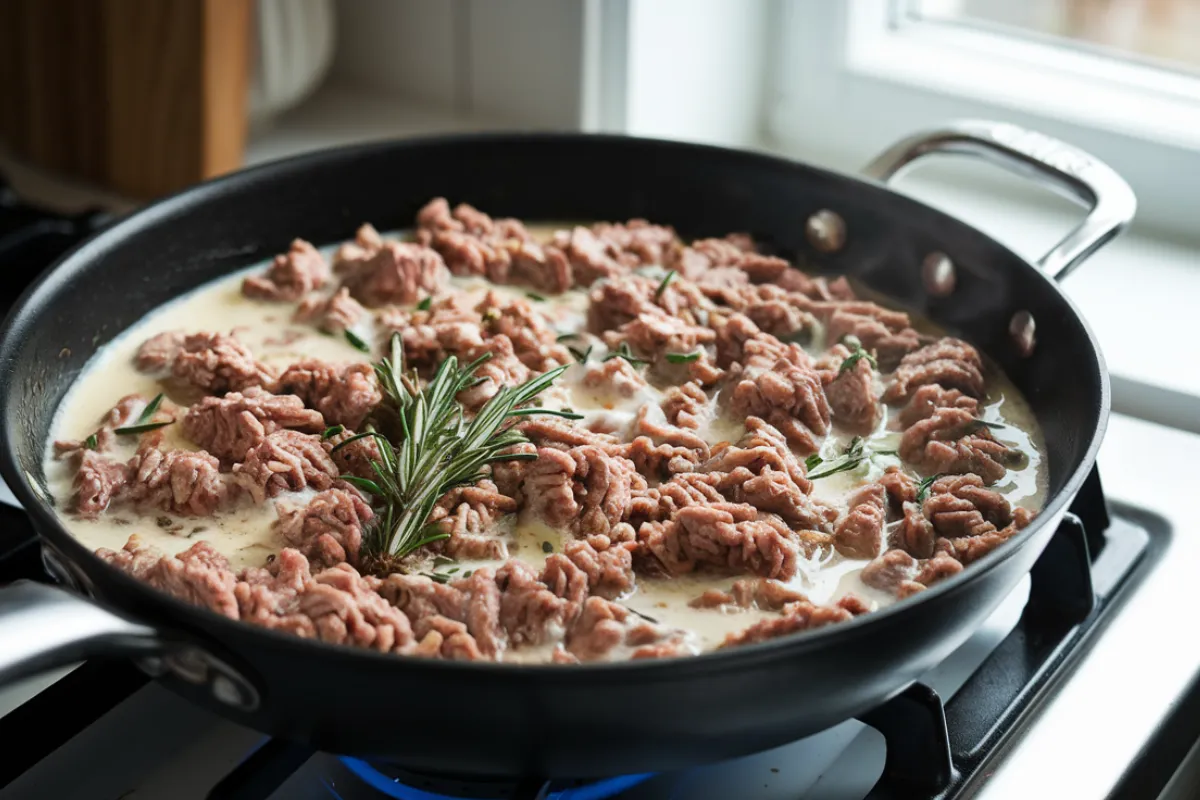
765;0;1200;243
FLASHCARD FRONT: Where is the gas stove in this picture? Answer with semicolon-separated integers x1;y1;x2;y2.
1;180;1198;800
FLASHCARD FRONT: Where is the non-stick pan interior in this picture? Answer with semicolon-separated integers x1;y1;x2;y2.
0;133;1104;515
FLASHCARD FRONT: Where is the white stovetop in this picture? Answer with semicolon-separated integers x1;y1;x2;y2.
0;411;1196;799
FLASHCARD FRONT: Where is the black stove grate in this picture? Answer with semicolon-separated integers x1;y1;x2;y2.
197;470;1167;800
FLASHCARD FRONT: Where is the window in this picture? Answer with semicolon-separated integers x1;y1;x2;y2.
767;0;1200;242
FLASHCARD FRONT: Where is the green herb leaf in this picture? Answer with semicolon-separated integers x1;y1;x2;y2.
417;296;432;311
526;292;546;302
804;453;823;471
136;393;165;424
556;333;579;343
624;606;660;624
916;473;944;505
321;425;345;440
655;270;676;299
568;345;592;364
84;434;98;450
113;420;175;436
603;341;648;367
541;540;553;553
344;329;371;354
665;351;702;364
424;571;451;584
340;475;384;496
838;340;878;376
432;555;455;567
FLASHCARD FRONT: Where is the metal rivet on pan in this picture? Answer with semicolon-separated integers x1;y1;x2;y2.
165;649;209;684
1010;311;1036;357
922;252;956;296
805;210;846;253
138;657;167;678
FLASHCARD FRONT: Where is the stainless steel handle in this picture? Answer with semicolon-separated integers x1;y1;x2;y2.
862;119;1137;282
0;580;164;684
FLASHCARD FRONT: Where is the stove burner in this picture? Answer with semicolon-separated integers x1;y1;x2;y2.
332;757;654;800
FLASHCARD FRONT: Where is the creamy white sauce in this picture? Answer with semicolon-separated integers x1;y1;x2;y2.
44;228;1048;661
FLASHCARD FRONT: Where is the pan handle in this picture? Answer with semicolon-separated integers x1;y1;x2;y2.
862;119;1136;282
0;580;164;684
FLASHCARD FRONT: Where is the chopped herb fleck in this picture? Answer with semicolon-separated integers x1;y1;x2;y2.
339;474;384;496
321;425;345;440
526;292;546;302
462;570;474;578
137;393;165;424
624;606;660;624
665;351;702;364
916;474;944;505
541;540;554;553
655;270;676;299
344;329;371;354
804;453;823;471
446;566;460;574
113;420;174;436
568;345;592;364
84;434;98;450
424;571;451;585
432;555;455;567
417;296;432;311
556;333;580;343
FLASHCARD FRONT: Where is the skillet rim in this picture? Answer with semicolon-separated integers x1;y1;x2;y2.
0;130;1111;679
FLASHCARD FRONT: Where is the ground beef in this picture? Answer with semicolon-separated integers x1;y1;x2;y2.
378;295;486;370
661;382;708;429
564;596;686;661
823;305;921;370
821;348;881;435
553;220;676;286
583;357;648;399
232;430;338;503
639;503;800;580
293;287;367;333
183;387;325;463
697;418;837;532
544;538;636;601
455;336;532;411
275;360;381;430
834;483;886;559
338;241;448;307
143;332;276;394
477;293;572;371
124;443;229;515
879;465;918;507
323;428;382;480
739;285;820;340
727;357;830;454
331;224;385;272
860;549;919;595
690;578;808;610
624;437;705;480
73;451;130;515
900;408;1018;484
494;560;576;647
898;384;980;427
520;446;644;536
430;480;517;552
604;308;717;358
720;600;853;648
242;239;330;301
667;234;790;284
97;536;240;619
884;337;986;404
930;483;1035;565
914;551;965;587
276;488;373;568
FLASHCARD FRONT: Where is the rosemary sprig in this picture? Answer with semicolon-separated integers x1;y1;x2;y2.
655;270;676;299
417;296;432;311
356;334;577;565
344;329;371;354
806;437;869;480
604;341;648;367
526;292;546;302
664;351;701;364
321;425;345;440
556;333;579;343
568;345;592;364
838;336;878;375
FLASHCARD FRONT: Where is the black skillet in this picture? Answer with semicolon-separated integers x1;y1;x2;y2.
0;120;1134;777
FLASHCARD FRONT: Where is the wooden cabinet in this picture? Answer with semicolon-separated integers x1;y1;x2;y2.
0;0;251;200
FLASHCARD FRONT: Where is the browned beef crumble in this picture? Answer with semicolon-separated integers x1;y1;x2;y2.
76;199;1041;663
